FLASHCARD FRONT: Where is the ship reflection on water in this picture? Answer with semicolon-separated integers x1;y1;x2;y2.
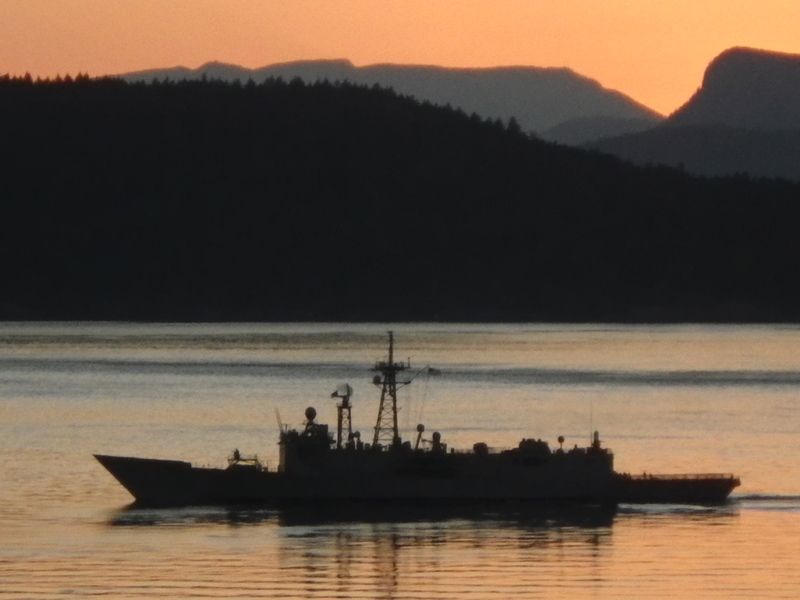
107;502;619;529
102;503;749;599
106;503;620;597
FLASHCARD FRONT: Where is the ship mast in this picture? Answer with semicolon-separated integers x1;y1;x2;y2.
372;331;408;448
331;383;353;449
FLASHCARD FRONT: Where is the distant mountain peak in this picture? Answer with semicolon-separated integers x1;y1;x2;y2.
589;47;800;181
196;60;243;70
703;46;800;90
669;46;800;130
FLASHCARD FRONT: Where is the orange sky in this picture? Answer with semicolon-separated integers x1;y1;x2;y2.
2;0;800;115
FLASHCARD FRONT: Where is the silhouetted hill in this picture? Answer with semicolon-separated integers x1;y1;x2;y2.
2;75;800;322
590;125;800;180
591;48;800;180
121;59;662;139
669;47;800;129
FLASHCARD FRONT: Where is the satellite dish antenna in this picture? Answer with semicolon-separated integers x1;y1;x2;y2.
415;423;425;450
331;383;353;399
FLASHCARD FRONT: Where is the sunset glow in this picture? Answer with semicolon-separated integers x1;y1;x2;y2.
3;0;800;114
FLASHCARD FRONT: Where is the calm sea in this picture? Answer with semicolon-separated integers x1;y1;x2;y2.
1;323;799;599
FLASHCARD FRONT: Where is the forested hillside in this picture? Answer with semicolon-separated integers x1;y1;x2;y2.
2;75;800;322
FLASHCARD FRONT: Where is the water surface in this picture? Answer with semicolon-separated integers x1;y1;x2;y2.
1;323;798;598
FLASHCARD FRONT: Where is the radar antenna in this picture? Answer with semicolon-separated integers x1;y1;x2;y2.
331;383;353;449
372;331;409;448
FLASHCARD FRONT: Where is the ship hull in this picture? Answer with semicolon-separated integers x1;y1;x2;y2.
614;474;741;504
94;454;739;507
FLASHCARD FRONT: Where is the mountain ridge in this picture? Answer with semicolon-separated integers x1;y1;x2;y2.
121;59;663;139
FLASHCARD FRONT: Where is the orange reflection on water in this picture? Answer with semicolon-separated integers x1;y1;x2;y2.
4;504;798;599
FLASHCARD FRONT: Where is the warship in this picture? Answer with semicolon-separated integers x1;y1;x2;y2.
95;332;740;507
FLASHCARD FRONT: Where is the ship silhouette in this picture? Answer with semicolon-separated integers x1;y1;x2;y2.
95;333;739;507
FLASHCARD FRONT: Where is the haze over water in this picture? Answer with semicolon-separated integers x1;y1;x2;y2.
1;323;799;598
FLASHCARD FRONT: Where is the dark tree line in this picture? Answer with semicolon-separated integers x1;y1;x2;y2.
2;74;800;322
